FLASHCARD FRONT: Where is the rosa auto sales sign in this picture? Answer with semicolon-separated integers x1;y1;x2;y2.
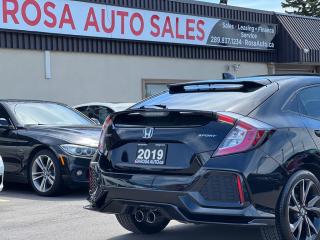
0;0;277;50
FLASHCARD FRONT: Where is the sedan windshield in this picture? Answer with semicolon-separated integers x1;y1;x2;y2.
7;102;94;126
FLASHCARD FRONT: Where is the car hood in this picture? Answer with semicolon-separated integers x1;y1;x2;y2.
26;125;102;148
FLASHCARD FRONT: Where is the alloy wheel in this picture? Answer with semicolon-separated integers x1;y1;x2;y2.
31;155;56;193
288;178;320;240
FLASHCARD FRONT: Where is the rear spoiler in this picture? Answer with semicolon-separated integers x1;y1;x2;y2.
110;109;218;128
168;79;271;94
112;109;216;118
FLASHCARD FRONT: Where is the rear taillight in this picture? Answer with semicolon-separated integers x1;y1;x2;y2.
214;113;274;157
98;116;113;153
217;113;236;125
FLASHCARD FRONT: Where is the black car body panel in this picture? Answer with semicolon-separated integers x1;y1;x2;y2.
108;111;234;175
87;75;320;226
0;100;101;187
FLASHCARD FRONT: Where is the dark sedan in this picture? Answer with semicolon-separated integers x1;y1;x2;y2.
0;100;101;196
88;75;320;240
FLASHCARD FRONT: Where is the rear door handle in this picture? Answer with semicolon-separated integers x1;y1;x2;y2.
315;130;320;137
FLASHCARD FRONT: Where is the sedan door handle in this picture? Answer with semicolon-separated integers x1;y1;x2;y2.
315;130;320;137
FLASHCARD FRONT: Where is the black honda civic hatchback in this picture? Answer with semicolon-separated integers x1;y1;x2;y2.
0;100;101;196
88;75;320;240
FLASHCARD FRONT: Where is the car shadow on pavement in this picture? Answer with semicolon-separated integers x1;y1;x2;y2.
1;182;88;201
108;223;261;240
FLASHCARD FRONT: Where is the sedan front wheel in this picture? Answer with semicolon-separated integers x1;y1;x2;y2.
29;150;63;196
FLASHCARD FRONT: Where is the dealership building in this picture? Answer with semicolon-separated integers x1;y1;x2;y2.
0;0;320;105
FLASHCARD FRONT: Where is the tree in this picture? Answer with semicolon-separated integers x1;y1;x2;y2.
282;0;320;17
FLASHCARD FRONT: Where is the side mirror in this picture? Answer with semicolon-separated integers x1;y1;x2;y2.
0;118;13;130
91;118;101;125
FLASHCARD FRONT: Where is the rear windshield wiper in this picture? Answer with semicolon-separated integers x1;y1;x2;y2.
139;104;167;110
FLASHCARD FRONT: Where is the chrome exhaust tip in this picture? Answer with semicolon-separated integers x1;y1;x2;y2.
135;210;145;223
146;211;156;224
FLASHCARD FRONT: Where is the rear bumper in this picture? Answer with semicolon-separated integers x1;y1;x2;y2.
87;162;275;226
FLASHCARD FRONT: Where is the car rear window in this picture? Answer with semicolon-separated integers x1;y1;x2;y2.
299;86;320;119
133;82;278;116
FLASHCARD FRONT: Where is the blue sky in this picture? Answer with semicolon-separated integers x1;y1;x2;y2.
197;0;284;12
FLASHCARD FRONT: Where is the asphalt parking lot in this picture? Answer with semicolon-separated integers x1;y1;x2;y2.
0;184;262;240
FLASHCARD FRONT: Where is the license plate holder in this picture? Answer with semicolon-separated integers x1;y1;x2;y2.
135;143;167;165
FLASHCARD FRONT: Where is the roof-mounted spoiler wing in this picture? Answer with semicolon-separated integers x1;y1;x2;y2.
168;79;272;94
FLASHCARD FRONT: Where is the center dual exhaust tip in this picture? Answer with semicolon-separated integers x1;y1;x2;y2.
146;211;156;224
134;209;157;224
135;210;145;223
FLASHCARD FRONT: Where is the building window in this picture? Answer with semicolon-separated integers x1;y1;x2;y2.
144;83;168;98
142;79;192;98
275;64;320;74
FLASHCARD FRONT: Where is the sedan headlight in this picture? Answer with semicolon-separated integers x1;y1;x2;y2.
60;144;97;158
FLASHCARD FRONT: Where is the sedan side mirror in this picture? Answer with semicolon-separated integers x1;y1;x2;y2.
0;118;14;130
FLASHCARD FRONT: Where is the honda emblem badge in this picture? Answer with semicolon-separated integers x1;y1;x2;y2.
143;127;154;139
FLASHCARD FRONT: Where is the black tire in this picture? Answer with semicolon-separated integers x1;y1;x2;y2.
116;213;170;234
261;226;282;240
261;170;320;240
29;150;63;196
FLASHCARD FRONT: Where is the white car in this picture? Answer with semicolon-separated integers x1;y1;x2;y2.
0;156;3;192
74;102;135;125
